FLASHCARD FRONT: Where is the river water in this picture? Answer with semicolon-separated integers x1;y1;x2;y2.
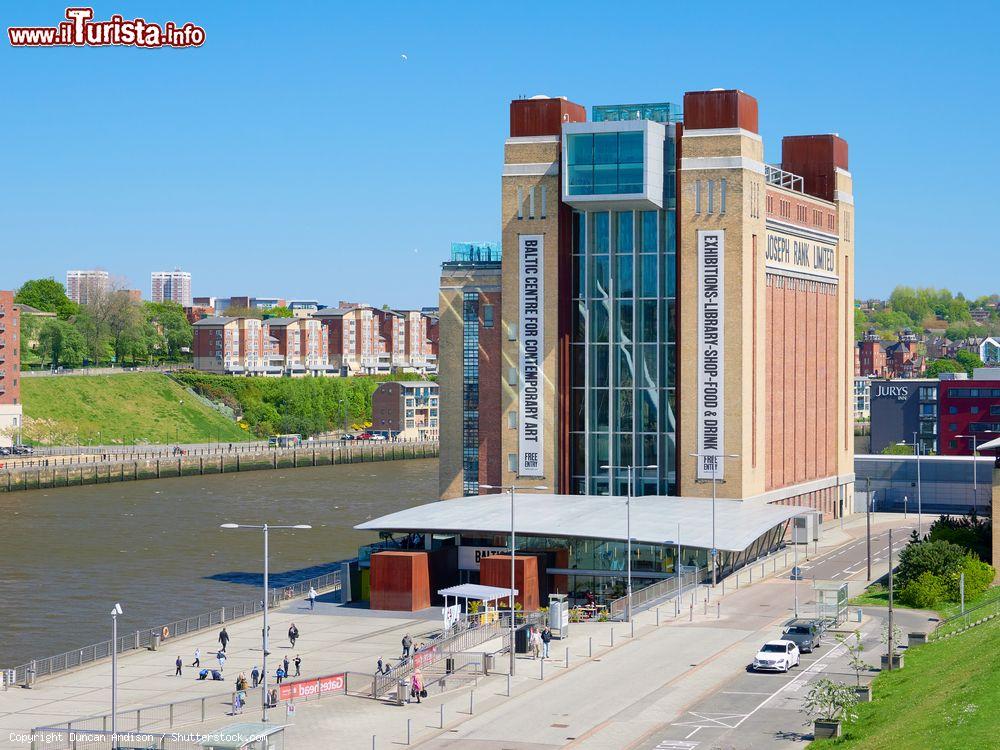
0;459;437;669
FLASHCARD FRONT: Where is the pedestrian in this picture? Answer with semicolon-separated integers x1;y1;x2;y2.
251;665;260;688
541;626;552;659
376;657;384;675
269;688;278;708
401;633;412;659
218;627;230;652
288;623;299;648
294;655;301;677
410;669;424;704
529;627;541;660
308;586;317;610
276;666;285;684
217;650;227;671
175;656;183;676
282;656;290;676
192;648;201;668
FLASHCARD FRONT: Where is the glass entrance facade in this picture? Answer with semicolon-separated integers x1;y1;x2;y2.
569;205;677;496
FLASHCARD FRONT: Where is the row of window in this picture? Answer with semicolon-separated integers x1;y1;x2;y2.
946;388;1000;398
946;404;1000;415
516;185;548;220
693;179;726;215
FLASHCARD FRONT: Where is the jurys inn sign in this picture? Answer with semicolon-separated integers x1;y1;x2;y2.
874;384;909;401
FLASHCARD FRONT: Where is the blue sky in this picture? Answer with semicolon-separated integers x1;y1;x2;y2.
2;1;997;308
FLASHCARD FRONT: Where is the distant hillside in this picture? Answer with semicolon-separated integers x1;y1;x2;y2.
21;373;247;445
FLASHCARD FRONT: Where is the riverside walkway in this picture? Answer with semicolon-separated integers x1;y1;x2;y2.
2;514;916;750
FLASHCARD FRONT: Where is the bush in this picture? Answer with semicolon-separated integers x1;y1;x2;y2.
944;557;995;602
929;514;992;564
899;571;946;608
896;539;968;589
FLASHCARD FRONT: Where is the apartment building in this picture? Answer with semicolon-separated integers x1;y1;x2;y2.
371;381;439;440
0;291;22;447
314;305;386;375
151;269;193;307
66;270;110;305
194;316;332;376
263;318;332;376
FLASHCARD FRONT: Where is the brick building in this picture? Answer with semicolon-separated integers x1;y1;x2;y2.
438;89;856;522
0;291;22;447
371;380;439;440
938;369;1000;456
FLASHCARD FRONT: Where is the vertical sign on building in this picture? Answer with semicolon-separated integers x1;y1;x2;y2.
697;230;725;480
519;234;544;476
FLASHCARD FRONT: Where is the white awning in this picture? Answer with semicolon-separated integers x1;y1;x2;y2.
356;493;803;552
437;584;517;601
976;436;1000;451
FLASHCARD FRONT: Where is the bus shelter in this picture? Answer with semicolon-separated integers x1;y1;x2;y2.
438;583;518;626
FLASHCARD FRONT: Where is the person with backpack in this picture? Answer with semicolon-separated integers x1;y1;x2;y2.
307;586;318;610
540;626;552;659
251;665;260;688
401;634;412;659
175;656;183;676
288;623;299;648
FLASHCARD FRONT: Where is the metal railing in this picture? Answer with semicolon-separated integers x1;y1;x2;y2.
929;592;1000;640
9;571;339;687
607;566;704;620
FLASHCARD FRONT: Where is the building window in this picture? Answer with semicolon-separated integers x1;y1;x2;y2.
508;411;517;429
462;292;480;495
540;185;547;219
694;180;701;214
507;454;517;473
972;406;980;414
529;186;535;219
949;406;957;414
567;131;644;196
517;187;523;220
707;180;714;214
949;423;958;431
482;304;495;328
720;178;727;214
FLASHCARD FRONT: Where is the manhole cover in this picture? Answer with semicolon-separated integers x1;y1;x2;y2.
551;723;569;728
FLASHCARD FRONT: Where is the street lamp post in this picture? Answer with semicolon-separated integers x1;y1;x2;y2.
220;522;312;722
897;434;923;536
690;452;740;586
955;431;996;515
111;602;122;749
480;483;547;677
600;464;657;622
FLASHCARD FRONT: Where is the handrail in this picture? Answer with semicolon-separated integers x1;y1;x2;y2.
8;570;340;687
930;592;1000;639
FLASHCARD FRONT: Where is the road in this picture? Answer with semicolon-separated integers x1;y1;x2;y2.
631;516;926;750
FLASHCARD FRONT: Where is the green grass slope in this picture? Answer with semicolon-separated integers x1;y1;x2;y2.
810;616;1000;749
21;373;247;445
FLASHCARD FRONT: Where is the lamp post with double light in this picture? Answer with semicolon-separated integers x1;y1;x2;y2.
690;452;740;586
111;602;122;748
220;522;312;721
600;464;657;622
480;484;547;676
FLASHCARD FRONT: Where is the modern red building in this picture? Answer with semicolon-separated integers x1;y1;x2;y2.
938;371;1000;456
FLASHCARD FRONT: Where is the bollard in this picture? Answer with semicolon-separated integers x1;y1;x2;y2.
689;604;693;621
372;736;376;750
610;626;614;647
749;567;753;584
406;718;412;745
722;579;725;597
439;704;444;729
506;673;511;697
588;636;593;658
656;608;660;627
717;602;720;619
706;585;711;603
761;562;765;579
704;598;707;616
540;658;544;680
736;573;740;590
565;646;569;668
630;619;635;638
469;690;474;714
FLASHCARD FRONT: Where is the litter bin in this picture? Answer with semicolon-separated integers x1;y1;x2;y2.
484;653;494;674
514;624;531;654
445;657;455;674
25;668;35;689
150;633;161;651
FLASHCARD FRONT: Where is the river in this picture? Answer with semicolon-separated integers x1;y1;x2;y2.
0;459;438;669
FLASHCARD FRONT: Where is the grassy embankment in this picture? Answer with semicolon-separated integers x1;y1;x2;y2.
21;374;247;444
850;582;1000;619
809;615;1000;749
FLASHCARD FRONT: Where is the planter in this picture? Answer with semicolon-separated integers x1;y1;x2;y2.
880;653;904;670
854;684;872;702
814;719;842;739
908;632;928;648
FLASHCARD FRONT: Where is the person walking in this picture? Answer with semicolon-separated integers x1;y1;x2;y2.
192;648;201;668
307;586;317;611
410;669;424;704
218;627;230;652
541;626;552;659
282;656;290;677
175;656;183;676
293;655;301;677
376;657;385;675
251;665;260;688
275;666;285;684
401;634;412;659
216;650;227;671
288;623;299;648
529;627;541;660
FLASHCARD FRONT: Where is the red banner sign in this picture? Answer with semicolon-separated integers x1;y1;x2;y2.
278;672;345;701
412;645;439;669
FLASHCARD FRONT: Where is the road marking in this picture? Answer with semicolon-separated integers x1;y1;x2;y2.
674;712;748;730
721;691;772;695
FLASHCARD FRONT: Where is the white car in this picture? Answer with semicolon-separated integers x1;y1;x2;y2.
752;640;800;672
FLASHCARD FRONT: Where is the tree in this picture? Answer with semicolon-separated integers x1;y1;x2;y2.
839;630;872;686
222;306;263;319
260;306;294;319
899;571;946;608
925;358;964;377
803;678;859;723
83;287;145;365
144;301;193;360
37;318;87;368
955;349;985;376
896;539;967;588
944;557;995;602
14;278;79;319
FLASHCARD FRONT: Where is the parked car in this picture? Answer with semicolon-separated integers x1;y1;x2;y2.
339;434;356;441
781;619;825;653
0;446;11;456
368;433;387;442
752;640;800;672
12;445;34;455
357;432;374;440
